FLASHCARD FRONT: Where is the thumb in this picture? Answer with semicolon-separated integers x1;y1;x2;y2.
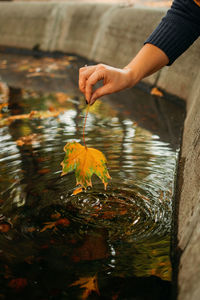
90;84;111;105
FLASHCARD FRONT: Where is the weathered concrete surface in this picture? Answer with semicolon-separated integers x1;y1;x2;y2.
157;39;200;101
52;4;165;85
49;3;115;56
0;2;200;299
0;2;165;87
0;2;59;50
176;69;200;300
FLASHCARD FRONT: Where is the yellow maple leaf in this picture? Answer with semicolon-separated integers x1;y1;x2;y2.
70;275;100;300
61;142;111;189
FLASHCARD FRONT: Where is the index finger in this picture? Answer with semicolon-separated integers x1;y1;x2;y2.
85;69;105;103
79;65;96;93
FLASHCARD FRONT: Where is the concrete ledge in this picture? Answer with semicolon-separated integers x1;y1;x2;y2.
176;68;200;300
0;2;166;87
157;40;200;101
0;2;59;50
50;3;115;56
0;2;200;299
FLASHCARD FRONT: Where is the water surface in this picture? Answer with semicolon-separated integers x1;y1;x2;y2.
0;53;185;300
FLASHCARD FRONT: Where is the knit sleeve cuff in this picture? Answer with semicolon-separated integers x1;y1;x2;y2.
144;15;200;65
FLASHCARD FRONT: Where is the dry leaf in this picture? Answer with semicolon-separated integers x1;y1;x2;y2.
70;275;99;300
150;87;163;97
0;223;11;233
40;222;57;232
27;227;36;233
0;82;9;101
24;256;34;264
73;187;83;195
16;133;39;146
13;109;62;120
56;218;70;226
40;218;70;232
61;142;110;189
18;65;31;71
100;211;117;220
8;278;27;290
37;168;51;175
65;56;77;61
51;212;61;220
55;92;70;104
0;103;8;111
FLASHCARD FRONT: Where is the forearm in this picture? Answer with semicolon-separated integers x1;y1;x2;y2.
144;0;200;65
124;0;200;87
124;43;169;87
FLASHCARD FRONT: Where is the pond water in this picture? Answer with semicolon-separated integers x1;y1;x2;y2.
0;53;185;300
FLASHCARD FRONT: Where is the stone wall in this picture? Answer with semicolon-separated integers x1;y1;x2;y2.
176;68;200;300
0;2;200;299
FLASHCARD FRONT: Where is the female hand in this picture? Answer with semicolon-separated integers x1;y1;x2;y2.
79;45;169;105
79;64;135;105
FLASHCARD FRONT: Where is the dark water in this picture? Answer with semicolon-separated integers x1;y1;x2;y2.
0;53;185;300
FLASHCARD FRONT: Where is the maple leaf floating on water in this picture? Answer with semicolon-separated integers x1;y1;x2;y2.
61;142;111;189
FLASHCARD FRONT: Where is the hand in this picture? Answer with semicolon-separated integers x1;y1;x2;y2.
79;45;169;105
79;64;135;105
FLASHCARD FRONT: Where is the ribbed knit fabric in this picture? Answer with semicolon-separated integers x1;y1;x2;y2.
144;0;200;65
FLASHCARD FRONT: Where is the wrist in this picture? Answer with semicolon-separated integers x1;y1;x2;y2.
123;66;142;88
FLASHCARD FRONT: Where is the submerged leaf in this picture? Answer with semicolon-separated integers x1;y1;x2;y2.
40;222;56;232
70;275;99;300
40;218;70;232
61;142;111;189
0;223;11;233
16;133;39;146
8;278;27;290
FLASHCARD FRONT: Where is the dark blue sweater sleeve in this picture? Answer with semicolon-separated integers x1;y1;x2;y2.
144;0;200;65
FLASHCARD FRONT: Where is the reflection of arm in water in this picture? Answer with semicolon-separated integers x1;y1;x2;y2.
79;0;200;105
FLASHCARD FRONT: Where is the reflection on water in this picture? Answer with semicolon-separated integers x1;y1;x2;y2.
0;55;185;299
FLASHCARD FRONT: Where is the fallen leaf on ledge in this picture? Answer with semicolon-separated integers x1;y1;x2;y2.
150;87;163;97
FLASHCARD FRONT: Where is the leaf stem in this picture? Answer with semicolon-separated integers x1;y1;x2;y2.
83;104;90;148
